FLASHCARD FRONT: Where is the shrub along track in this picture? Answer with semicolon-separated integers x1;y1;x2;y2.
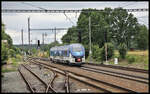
28;57;149;93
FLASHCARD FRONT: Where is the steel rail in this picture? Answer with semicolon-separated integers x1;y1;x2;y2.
45;70;57;93
30;57;148;74
30;57;148;82
24;60;57;93
84;63;148;73
29;59;112;92
18;65;35;93
22;64;48;92
29;58;138;93
80;66;148;84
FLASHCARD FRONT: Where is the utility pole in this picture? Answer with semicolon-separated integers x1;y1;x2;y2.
21;29;24;61
28;17;31;55
21;29;24;50
54;27;56;42
105;32;108;64
42;33;44;45
89;16;92;63
42;33;44;56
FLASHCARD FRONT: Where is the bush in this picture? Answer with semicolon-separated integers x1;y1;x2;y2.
92;45;101;61
1;43;9;63
118;43;127;59
100;43;114;61
8;49;16;57
16;54;22;61
84;44;89;59
126;55;136;64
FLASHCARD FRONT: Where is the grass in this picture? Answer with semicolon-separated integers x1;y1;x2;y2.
87;50;149;70
85;54;103;64
2;54;24;73
112;50;148;70
1;67;17;73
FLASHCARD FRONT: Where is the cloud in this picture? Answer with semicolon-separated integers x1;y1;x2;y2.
5;29;28;44
2;1;148;45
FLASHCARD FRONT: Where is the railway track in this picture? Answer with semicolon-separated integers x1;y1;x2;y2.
18;64;57;93
28;59;108;92
80;65;148;84
28;57;148;84
28;57;149;93
23;58;77;93
84;62;148;73
29;57;148;73
28;59;114;92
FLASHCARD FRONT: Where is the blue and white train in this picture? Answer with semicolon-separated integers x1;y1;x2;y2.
50;43;85;65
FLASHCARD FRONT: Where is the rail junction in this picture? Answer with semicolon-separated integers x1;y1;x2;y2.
18;57;149;93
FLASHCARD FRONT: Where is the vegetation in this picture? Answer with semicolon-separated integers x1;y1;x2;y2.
118;43;127;59
2;23;13;63
60;8;148;69
1;43;9;62
100;43;114;61
126;55;136;64
92;45;101;61
112;50;148;70
135;25;149;50
1;23;23;73
1;7;148;71
61;8;148;62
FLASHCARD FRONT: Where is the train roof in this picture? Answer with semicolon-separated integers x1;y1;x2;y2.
50;43;84;51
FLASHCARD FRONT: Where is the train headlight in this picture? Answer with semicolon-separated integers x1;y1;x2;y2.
77;58;81;62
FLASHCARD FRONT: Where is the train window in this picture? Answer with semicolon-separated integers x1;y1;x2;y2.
56;51;59;56
63;51;65;56
72;46;82;52
59;51;62;56
54;51;57;56
50;51;53;56
64;51;67;57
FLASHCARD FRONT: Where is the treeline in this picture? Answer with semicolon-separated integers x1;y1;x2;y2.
19;41;61;57
61;8;149;61
1;23;21;63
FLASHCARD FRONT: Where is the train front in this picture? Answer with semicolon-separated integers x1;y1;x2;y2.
70;44;85;65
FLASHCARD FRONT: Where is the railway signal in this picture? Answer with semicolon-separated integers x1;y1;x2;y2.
38;40;40;48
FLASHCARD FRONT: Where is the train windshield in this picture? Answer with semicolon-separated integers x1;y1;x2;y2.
72;46;83;52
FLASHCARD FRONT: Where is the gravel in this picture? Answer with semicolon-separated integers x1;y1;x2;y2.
1;71;30;93
37;60;149;92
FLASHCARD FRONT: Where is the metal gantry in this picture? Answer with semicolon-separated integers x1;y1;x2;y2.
2;8;148;13
30;28;69;43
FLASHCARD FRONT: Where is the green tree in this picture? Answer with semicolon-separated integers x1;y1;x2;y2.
100;43;114;61
31;48;37;55
8;49;16;57
92;45;101;61
62;26;78;43
1;23;14;63
111;8;139;49
136;24;148;50
1;43;9;62
61;8;145;59
118;43;127;59
2;24;13;48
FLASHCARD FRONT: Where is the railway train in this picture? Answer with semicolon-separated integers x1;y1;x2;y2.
50;43;85;65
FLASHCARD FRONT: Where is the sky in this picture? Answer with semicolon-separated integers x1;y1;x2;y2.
2;1;149;45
